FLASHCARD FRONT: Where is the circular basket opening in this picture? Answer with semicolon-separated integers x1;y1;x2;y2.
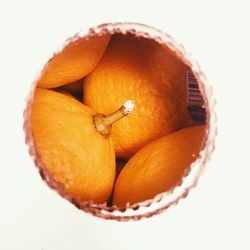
24;22;216;221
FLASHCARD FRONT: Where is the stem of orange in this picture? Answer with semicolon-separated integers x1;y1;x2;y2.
94;100;134;138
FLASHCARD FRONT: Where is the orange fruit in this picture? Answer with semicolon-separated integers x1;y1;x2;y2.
83;34;191;159
37;33;111;89
112;125;206;207
31;88;119;204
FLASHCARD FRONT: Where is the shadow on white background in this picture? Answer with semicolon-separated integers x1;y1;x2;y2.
0;0;249;249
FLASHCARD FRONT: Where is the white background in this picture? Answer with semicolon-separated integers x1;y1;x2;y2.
0;0;249;249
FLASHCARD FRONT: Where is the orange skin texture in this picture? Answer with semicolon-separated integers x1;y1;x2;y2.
37;34;111;89
31;88;115;204
84;34;191;159
113;125;206;207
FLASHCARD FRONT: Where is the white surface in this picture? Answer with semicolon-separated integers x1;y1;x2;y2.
0;0;249;249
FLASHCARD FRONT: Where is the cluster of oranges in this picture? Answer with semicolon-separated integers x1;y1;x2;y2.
31;32;206;208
